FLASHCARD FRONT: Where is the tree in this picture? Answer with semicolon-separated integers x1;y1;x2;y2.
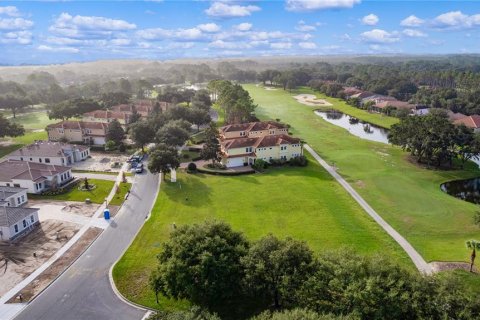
148;144;180;180
150;221;249;312
189;108;211;132
147;307;220;320
201;123;221;165
466;240;480;272
252;309;355;320
129;106;142;124
0;114;24;137
48;98;102;120
0;95;31;118
191;89;212;111
216;81;256;124
106;119;125;145
101;92;131;108
156;121;190;146
130;120;155;152
242;234;316;309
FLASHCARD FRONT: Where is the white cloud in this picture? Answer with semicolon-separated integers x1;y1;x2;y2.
49;13;136;39
137;27;205;41
296;20;316;31
0;17;33;31
400;15;424;27
0;30;32;44
299;41;317;49
209;39;244;49
235;22;252;31
205;2;260;18
402;29;427;37
361;14;379;26
361;29;399;43
0;6;21;17
286;0;361;12
197;23;221;33
270;42;292;49
110;38;132;46
37;45;79;53
433;11;480;29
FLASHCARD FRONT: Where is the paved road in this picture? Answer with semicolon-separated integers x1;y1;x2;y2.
304;144;432;274
14;170;159;320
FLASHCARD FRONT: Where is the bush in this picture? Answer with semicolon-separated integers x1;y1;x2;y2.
187;162;197;173
289;155;308;167
105;140;116;151
118;143;126;152
206;162;226;170
252;159;268;171
269;159;287;167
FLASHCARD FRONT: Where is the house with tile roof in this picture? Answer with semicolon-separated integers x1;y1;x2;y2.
7;141;90;166
0;186;39;240
0;160;73;194
47;121;108;145
454;115;480;132
219;121;302;168
82;110;131;126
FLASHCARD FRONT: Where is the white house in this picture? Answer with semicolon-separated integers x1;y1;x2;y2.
0;160;73;194
0;186;39;240
7;141;90;166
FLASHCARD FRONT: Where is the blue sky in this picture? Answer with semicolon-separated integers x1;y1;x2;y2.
0;0;479;65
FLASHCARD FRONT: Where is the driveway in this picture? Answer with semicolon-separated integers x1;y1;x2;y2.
14;168;160;320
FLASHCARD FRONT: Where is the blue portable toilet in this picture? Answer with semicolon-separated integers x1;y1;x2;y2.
104;208;110;220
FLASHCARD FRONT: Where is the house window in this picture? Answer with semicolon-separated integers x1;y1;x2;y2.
30;158;32;161
21;195;25;202
14;224;18;233
45;158;50;163
23;219;27;228
20;157;23;161
31;215;35;223
13;184;20;188
17;197;21;205
39;158;42;163
246;147;253;153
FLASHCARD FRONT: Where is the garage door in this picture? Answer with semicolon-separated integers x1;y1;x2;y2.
227;157;244;168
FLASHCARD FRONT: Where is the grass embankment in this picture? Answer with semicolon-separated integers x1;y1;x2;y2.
30;179;130;205
113;159;412;310
245;84;480;266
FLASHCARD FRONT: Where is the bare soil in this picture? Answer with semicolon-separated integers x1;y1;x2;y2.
7;227;102;303
28;199;100;218
0;220;80;298
430;261;478;273
72;152;128;172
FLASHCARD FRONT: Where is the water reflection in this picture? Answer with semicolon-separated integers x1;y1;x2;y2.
441;178;480;205
314;110;390;144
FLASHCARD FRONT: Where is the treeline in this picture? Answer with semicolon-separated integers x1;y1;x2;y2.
149;221;480;320
389;110;480;168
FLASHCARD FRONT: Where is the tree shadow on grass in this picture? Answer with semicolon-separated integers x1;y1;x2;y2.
162;177;212;208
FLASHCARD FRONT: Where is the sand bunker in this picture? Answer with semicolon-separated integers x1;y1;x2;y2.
293;94;332;107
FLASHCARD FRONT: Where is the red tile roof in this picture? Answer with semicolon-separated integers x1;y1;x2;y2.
221;121;287;133
47;121;108;132
83;110;130;122
454;115;480;129
221;134;300;151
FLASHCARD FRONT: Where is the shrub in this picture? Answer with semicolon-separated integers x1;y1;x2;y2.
289;155;308;167
252;159;268;171
118;143;126;152
187;162;197;172
269;159;287;167
105;140;116;151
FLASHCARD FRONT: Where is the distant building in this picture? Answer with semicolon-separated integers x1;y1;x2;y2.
47;121;108;146
0;160;73;194
454;115;480;133
0;186;39;240
111;100;155;117
82;110;131;126
7;141;90;166
219;121;302;168
374;100;415;113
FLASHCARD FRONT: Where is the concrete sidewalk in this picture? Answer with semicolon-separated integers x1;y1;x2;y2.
304;144;432;274
0;164;130;319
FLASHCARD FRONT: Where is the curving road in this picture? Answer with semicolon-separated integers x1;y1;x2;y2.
14;170;159;320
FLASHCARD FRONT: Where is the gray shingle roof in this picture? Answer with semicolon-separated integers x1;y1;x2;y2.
0;206;38;227
0;160;70;183
0;186;26;200
8;141;88;158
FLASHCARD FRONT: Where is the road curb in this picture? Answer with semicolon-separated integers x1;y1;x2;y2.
108;175;162;315
9;227;103;319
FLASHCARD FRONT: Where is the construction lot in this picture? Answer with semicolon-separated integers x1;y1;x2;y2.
0;220;80;298
72;152;128;172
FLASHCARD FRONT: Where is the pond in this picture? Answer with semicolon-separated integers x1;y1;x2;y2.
441;178;480;205
314;110;390;144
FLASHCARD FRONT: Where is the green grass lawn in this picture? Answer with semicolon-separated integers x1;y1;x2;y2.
113;160;413;310
0;144;22;159
179;150;201;162
110;182;132;206
30;179;115;204
245;84;480;266
212;103;225;125
10;111;56;130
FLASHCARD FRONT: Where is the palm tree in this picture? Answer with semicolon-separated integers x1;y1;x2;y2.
466;240;480;272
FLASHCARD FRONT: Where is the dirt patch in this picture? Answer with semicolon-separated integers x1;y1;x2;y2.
0;220;80;298
7;227;102;303
293;94;333;107
72;152;128;172
355;180;366;189
430;261;478;273
28;199;100;218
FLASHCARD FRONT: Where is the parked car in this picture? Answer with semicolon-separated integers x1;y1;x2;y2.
135;164;144;174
